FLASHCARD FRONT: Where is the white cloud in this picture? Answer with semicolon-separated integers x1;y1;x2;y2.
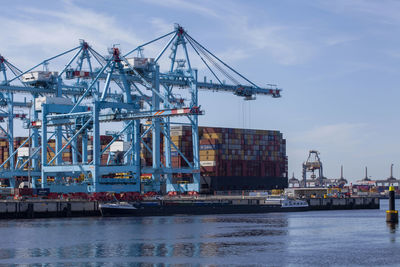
292;123;370;149
142;0;317;66
216;48;248;63
141;0;219;18
149;17;175;36
216;12;317;66
314;0;400;25
323;35;360;46
0;1;144;69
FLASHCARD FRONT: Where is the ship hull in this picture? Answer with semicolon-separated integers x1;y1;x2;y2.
100;202;309;217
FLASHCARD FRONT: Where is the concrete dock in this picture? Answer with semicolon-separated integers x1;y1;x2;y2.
0;200;100;219
307;197;380;210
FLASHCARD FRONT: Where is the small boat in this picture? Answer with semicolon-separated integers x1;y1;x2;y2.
99;202;137;216
264;195;309;208
281;199;309;208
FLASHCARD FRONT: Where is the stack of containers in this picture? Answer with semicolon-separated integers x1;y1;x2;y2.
87;136;93;163
170;126;193;169
13;137;29;184
75;135;112;165
0;138;8;168
47;139;56;164
139;125;287;181
199;126;287;178
170;126;192;180
61;140;72;163
0;126;287;186
100;135;113;165
140;135;152;167
200;127;222;176
140;124;164;167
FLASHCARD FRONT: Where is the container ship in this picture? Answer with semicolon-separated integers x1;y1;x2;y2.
0;125;288;193
141;125;288;193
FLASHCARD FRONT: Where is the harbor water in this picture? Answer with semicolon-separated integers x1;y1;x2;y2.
0;199;398;266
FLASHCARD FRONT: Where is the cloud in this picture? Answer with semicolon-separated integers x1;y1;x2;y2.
212;9;317;66
314;0;400;25
149;17;175;36
0;1;144;69
323;35;360;46
286;123;376;180
142;0;317;66
292;123;370;149
141;0;219;18
216;48;248;63
239;25;315;65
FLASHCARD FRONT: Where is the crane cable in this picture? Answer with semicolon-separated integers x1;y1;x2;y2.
185;34;241;86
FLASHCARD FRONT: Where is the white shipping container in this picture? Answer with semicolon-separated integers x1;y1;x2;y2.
17;147;35;157
200;161;216;167
123;57;155;69
22;71;58;84
110;141;130;152
35;97;73;111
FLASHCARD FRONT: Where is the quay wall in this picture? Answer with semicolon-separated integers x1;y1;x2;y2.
0;200;100;219
307;197;379;210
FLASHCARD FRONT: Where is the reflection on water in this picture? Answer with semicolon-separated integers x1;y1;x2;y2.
387;222;398;233
0;240;287;259
205;229;287;238
201;216;288;226
0;214;289;266
0;206;399;266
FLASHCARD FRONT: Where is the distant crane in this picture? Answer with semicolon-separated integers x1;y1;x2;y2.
302;150;324;187
387;163;397;184
363;166;370;181
337;165;347;187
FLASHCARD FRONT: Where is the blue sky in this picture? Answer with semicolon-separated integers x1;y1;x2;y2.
1;0;400;182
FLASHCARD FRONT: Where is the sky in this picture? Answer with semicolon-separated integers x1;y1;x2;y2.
1;0;400;182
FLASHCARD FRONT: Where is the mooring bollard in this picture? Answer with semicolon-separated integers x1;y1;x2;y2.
386;186;398;223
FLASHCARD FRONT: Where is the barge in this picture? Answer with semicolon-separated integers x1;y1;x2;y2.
99;196;379;217
0;196;380;219
99;199;309;217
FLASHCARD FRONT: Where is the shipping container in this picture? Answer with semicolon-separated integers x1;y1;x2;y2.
22;71;58;85
35;96;73;111
110;141;130;152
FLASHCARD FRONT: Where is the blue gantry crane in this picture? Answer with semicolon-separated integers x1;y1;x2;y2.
0;24;281;193
0;55;32;187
